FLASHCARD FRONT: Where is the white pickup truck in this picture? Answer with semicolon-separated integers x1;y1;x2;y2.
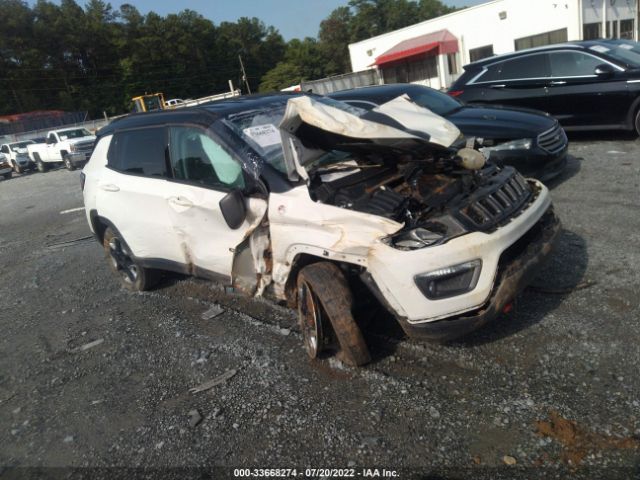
27;128;96;172
1;140;36;173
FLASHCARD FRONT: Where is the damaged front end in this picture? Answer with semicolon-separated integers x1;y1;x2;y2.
277;95;536;250
228;93;559;357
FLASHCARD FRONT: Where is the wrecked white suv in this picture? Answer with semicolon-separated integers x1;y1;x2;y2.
82;93;560;366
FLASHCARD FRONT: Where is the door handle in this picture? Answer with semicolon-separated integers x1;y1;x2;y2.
490;84;506;89
168;196;193;208
99;184;120;192
549;81;567;85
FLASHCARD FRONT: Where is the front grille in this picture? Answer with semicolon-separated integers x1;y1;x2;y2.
537;124;567;154
459;168;533;231
74;141;95;153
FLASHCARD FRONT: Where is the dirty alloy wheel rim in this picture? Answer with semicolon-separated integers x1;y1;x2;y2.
108;237;138;284
65;158;71;169
298;281;323;358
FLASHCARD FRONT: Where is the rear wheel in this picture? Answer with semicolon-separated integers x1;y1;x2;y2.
296;262;370;366
63;154;76;171
103;227;160;291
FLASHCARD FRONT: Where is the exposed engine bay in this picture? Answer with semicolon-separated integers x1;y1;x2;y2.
308;151;537;247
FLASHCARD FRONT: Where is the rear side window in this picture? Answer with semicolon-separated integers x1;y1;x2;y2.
549;51;603;77
476;54;550;82
108;127;167;177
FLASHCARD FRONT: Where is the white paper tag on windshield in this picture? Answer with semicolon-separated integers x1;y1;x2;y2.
620;44;634;50
243;124;281;148
590;45;610;53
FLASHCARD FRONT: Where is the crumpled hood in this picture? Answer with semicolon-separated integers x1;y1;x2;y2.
278;95;460;180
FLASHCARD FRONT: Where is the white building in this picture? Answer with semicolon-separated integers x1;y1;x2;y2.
348;0;638;90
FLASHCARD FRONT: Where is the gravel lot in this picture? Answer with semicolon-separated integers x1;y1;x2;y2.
1;136;639;479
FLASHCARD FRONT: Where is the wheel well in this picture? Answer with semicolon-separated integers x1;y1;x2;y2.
283;254;364;308
33;152;41;161
627;96;640;130
60;150;68;157
89;210;109;244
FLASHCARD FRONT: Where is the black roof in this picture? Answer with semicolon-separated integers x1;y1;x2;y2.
464;39;633;69
98;92;303;137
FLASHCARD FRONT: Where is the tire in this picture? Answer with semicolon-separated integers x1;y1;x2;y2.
3;171;12;180
296;262;370;366
13;162;23;174
35;155;48;173
63;154;76;171
103;227;160;291
635;108;640;137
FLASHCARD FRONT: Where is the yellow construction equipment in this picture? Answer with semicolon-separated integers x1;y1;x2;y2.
131;93;165;113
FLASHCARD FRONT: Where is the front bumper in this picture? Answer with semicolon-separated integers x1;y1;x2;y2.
68;152;91;167
396;207;560;341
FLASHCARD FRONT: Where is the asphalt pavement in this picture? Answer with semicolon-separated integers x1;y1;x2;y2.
0;138;639;479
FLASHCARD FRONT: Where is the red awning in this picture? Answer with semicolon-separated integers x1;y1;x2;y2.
372;29;459;67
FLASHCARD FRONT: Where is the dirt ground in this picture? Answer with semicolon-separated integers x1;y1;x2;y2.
1;134;639;479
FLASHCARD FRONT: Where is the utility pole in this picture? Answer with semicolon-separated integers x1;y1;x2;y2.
602;0;607;38
238;55;251;94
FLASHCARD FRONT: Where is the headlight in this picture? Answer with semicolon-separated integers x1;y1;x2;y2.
414;259;482;300
481;138;532;153
383;215;467;251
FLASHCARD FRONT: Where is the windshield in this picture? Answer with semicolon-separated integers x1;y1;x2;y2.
405;87;463;116
10;141;34;150
222;100;289;173
591;40;640;68
222;96;369;174
57;129;92;139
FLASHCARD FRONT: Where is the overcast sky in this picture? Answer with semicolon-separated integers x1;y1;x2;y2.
27;0;487;40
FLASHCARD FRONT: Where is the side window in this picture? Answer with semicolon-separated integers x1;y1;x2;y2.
108;127;168;177
1;145;9;154
47;133;57;144
549;52;602;77
169;126;245;190
477;54;550;82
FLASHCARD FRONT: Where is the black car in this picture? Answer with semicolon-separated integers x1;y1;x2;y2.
449;39;640;135
329;83;567;182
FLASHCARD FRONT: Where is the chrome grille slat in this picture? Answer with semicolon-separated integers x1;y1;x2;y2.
537;124;567;154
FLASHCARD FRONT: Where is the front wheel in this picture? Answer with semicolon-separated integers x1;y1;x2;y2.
103;227;160;291
2;171;12;180
296;262;370;366
35;156;49;173
13;162;23;174
634;108;640;137
63;155;76;171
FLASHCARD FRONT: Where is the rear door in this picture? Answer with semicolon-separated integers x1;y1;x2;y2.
163;125;267;280
95;126;186;264
468;53;551;112
545;50;629;127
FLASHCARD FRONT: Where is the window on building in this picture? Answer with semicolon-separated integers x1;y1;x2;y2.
514;28;568;51
447;53;458;75
620;19;634;39
469;45;494;62
108;127;168;177
381;56;437;83
477;53;550;82
583;22;601;40
549;51;603;77
606;21;618;39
